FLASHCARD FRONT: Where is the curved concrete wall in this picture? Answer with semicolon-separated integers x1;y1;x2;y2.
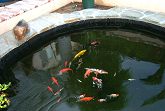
1;7;165;59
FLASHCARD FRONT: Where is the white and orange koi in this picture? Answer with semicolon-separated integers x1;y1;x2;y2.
84;69;92;78
85;68;108;77
76;94;86;99
92;77;102;84
92;77;102;89
54;88;64;96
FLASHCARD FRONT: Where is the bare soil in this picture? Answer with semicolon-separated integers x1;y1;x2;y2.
55;2;112;13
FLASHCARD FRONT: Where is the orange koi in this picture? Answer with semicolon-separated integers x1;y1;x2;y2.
79;97;94;102
47;86;54;93
84;69;92;78
59;68;73;74
51;77;59;86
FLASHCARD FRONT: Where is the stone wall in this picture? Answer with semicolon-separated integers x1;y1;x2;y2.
0;7;165;58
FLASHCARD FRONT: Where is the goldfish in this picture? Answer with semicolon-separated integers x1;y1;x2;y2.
107;93;119;99
78;97;94;102
51;77;59;86
47;86;54;93
59;68;73;75
54;88;64;96
98;99;106;102
85;68;108;77
72;50;87;61
84;69;92;78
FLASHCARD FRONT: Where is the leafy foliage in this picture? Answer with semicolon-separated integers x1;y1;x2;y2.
0;82;11;109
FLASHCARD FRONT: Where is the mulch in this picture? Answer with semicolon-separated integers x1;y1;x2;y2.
55;2;112;13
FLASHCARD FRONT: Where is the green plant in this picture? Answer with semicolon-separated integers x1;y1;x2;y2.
0;82;11;109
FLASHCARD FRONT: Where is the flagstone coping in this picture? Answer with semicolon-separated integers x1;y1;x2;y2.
0;7;165;58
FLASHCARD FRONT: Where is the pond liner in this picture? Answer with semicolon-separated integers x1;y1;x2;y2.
0;18;165;76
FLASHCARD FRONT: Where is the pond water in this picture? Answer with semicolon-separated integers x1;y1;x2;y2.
7;29;165;111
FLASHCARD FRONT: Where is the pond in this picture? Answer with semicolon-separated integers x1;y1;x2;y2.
6;29;165;111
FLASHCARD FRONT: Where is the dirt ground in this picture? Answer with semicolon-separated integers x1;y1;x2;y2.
0;1;112;12
55;2;112;13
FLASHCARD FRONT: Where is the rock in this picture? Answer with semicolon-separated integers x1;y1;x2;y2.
13;20;29;41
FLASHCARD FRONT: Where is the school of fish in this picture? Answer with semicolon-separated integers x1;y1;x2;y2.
47;43;120;104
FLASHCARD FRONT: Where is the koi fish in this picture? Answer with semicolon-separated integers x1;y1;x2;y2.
128;79;136;81
51;77;59;86
76;94;86;99
90;41;100;47
92;77;102;83
85;68;108;77
77;79;82;83
107;93;119;99
56;97;61;103
72;50;87;61
47;86;54;93
59;68;73;75
78;97;94;102
84;69;92;78
54;88;64;96
92;77;102;89
114;72;117;77
98;99;106;102
76;58;83;70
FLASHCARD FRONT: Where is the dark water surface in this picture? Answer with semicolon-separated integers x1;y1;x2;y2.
8;30;165;111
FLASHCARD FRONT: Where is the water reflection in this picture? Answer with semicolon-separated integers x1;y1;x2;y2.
140;65;165;85
142;88;165;106
7;30;165;111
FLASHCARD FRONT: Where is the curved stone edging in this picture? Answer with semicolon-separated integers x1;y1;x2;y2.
0;7;165;59
1;18;165;75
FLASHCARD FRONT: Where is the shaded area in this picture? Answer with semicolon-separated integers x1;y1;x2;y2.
140;64;165;85
71;30;165;64
142;88;165;106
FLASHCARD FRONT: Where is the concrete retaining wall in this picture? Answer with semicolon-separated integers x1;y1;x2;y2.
0;7;165;58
